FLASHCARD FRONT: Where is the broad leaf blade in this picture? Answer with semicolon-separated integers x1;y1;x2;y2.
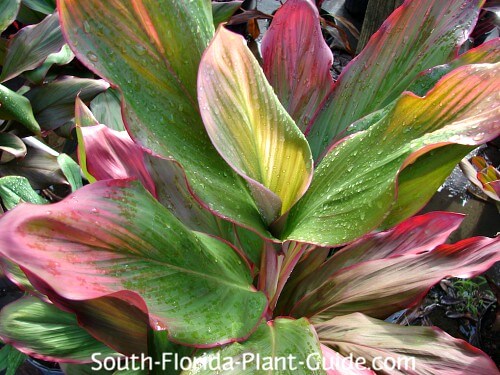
316;313;498;374
183;318;325;374
198;26;313;222
280;212;464;311
57;153;83;192
24;77;109;131
0;0;20;33
307;0;484;158
284;64;500;246
0;180;267;346
261;0;334;132
59;0;270;238
290;236;500;320
0;296;115;363
0;176;47;209
0;13;65;82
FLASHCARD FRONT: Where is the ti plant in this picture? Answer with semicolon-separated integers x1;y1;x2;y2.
0;0;499;374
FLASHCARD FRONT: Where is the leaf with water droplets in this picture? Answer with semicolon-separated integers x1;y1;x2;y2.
307;0;485;159
183;318;325;375
0;175;47;210
59;0;271;238
261;0;334;133
0;84;41;134
284;63;500;246
199;26;313;224
0;180;267;346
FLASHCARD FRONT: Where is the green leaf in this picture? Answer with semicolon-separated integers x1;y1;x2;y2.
212;1;242;28
0;175;47;209
0;13;65;82
199;26;313;223
57;153;83;191
59;0;271;238
0;0;20;33
0;84;41;134
90;89;126;131
0;296;116;362
307;0;485;159
182;318;325;374
0;180;268;346
315;313;498;374
21;0;55;14
24;77;109;131
283;63;500;246
0;133;26;161
24;44;74;84
0;344;27;375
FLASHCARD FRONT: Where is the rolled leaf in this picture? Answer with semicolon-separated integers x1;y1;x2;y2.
0;13;65;82
183;318;325;374
24;44;74;84
261;0;334;132
0;179;267;346
0;296;116;363
0;84;41;134
59;0;270;238
290;236;500;321
0;0;20;33
316;313;498;374
198;26;313;223
307;0;485;158
283;63;500;246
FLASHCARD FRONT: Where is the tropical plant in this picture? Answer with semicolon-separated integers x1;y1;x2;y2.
0;0;499;374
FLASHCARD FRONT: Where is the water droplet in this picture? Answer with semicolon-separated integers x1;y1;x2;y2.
86;51;98;62
83;21;91;34
134;44;146;55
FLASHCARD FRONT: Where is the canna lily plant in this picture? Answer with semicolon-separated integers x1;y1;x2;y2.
0;0;499;373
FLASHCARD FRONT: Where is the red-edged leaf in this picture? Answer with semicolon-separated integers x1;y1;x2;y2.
283;64;500;246
0;180;267;346
307;0;485;158
320;344;375;375
279;212;464;311
261;0;334;132
59;0;270;239
290;236;500;321
316;313;499;375
198;26;313;223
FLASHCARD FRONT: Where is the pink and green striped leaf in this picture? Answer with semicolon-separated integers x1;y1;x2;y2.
283;63;500;246
315;313;498;375
0;180;267;346
307;0;485;159
0;296;116;363
261;0;334;132
290;236;500;321
320;344;375;375
198;26;313;223
59;0;270;238
279;212;464;312
183;318;325;374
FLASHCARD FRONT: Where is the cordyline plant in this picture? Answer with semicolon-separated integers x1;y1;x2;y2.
0;0;499;373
